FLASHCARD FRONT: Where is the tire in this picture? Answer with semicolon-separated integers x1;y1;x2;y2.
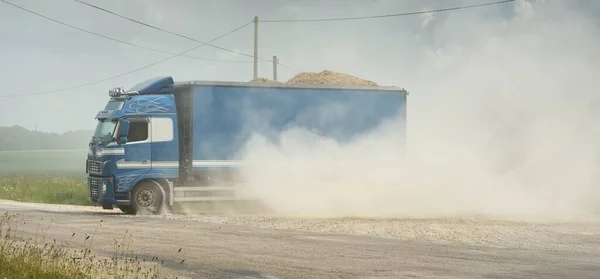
131;181;164;215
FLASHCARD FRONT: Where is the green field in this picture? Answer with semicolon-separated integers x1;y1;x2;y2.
0;149;87;175
0;150;90;205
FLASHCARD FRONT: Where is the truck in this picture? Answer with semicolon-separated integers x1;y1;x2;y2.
86;76;408;214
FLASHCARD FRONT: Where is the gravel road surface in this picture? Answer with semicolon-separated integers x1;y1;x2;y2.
1;199;600;279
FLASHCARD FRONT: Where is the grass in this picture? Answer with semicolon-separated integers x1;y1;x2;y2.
0;149;91;206
0;212;180;279
0;175;92;206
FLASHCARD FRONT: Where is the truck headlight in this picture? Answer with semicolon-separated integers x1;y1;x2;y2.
101;183;107;195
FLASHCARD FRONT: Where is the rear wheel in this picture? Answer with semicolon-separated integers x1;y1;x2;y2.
130;181;164;215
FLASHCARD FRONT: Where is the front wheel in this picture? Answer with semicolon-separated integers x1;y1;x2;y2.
130;181;164;215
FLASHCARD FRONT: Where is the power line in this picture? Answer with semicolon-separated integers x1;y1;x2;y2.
262;0;515;23
0;0;259;63
72;0;300;72
0;21;254;98
277;62;300;73
72;0;273;63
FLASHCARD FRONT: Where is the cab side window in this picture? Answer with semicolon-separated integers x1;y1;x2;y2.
127;119;149;143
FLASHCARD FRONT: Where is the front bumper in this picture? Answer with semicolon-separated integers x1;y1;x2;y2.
87;175;130;206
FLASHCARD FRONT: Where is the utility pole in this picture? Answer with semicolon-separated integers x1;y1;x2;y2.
253;16;259;80
272;56;278;81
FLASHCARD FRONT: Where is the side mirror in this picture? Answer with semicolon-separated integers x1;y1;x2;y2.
118;135;128;145
117;119;130;145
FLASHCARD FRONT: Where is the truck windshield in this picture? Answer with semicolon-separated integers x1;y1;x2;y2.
93;119;117;142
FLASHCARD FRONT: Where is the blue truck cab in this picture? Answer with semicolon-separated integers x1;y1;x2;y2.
86;76;408;214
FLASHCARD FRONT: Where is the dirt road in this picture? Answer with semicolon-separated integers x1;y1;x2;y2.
1;199;600;278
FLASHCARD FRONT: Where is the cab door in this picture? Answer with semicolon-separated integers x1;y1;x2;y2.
118;117;152;174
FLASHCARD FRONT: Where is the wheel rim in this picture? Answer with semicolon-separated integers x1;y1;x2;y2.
136;188;155;207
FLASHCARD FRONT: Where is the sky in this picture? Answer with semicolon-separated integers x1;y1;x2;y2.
0;0;598;133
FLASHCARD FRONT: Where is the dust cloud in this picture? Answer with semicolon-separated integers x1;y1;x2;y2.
235;0;600;221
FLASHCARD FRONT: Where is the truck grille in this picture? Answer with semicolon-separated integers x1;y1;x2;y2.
88;177;102;199
87;160;102;174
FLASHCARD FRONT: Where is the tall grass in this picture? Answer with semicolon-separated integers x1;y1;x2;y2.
0;175;92;206
0;212;178;279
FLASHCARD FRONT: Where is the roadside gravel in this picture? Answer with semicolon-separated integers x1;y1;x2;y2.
5;200;599;254
143;214;600;253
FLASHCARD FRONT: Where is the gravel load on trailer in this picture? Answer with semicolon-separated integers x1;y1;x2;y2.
249;70;378;86
287;70;378;86
249;78;281;84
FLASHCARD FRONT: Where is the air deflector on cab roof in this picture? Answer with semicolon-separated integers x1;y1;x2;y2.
128;76;175;95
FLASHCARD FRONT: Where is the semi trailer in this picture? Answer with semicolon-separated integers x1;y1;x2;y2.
86;76;408;214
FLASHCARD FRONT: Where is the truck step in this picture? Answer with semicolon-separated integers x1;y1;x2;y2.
173;196;247;202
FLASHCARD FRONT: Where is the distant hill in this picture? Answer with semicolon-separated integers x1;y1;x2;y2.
0;126;93;151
